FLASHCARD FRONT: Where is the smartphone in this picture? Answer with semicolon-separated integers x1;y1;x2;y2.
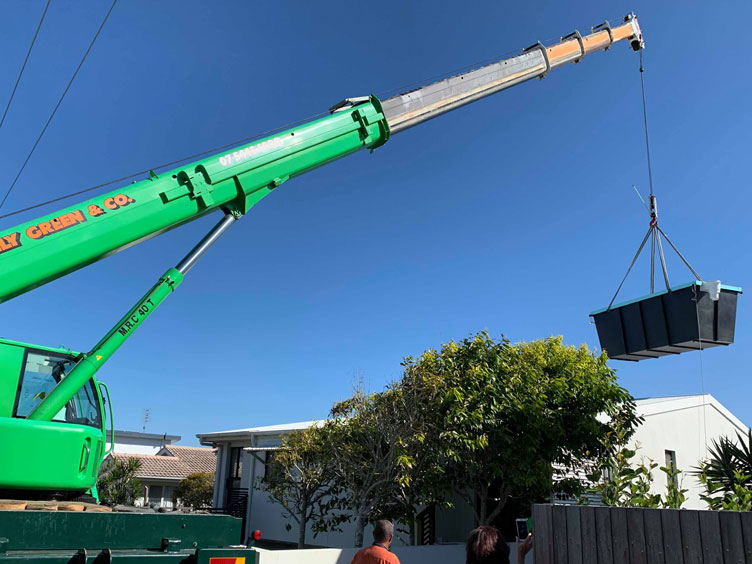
515;518;530;540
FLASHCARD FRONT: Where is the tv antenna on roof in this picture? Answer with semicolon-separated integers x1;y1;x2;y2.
142;408;151;432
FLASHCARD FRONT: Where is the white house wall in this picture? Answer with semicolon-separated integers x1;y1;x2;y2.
246;452;380;548
111;437;171;455
631;396;749;509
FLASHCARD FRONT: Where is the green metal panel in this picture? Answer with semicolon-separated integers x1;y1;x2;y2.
0;511;243;551
0;343;24;417
0;417;102;490
0;548;258;563
0;337;78;356
0;97;389;304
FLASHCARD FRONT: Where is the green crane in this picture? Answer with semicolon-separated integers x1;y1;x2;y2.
0;15;644;500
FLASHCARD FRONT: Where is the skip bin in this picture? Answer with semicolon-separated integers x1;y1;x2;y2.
590;281;742;361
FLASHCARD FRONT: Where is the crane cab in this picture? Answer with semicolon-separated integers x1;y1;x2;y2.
0;338;108;498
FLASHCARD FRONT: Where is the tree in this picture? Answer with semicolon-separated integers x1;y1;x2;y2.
97;457;142;506
176;472;214;509
403;333;641;524
258;426;343;548
321;389;406;547
377;376;448;545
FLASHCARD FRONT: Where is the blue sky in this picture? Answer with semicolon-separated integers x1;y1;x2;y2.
1;1;750;444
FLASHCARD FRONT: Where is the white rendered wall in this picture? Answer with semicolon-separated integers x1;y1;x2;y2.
253;543;532;564
110;435;171;455
631;396;749;509
247;452;373;548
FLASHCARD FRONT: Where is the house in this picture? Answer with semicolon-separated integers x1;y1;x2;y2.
196;394;750;547
628;394;749;509
107;429;181;455
106;444;216;508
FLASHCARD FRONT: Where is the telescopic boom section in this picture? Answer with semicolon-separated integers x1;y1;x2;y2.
0;14;642;306
382;14;643;133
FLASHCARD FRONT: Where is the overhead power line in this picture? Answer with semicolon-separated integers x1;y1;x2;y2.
0;0;52;130
0;0;118;210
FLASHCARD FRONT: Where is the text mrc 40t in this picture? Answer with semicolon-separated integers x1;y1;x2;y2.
0;12;642;555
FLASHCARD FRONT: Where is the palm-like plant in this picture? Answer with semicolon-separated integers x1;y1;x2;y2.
702;430;752;489
697;430;752;509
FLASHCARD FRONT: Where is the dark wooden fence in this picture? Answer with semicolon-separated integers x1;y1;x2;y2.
532;503;752;563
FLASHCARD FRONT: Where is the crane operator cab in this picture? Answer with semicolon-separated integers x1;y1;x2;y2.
0;338;111;500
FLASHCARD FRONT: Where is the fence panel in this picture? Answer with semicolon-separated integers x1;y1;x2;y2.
533;505;752;564
627;506;647;564
533;504;554;564
699;510;723;564
612;507;631;563
595;505;615;564
718;511;744;564
643;508;665;564
552;504;568;564
680;510;704;564
565;505;583;564
662;508;685;564
579;506;597;564
739;512;752;561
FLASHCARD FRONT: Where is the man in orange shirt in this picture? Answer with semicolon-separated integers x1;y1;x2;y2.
351;520;400;564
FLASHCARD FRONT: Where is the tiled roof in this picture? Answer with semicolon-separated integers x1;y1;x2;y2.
161;445;216;474
111;446;215;480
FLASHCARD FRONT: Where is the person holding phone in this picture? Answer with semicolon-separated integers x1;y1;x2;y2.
465;525;533;564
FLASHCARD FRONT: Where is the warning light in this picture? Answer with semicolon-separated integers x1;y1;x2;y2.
252;530;262;541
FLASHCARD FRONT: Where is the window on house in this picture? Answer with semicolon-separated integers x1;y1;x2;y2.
228;447;243;479
148;485;164;505
264;451;280;480
665;450;678;488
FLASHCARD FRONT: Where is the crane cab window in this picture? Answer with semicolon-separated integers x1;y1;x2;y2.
13;350;101;428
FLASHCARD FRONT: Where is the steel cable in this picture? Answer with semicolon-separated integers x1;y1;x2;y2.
0;0;52;130
0;0;118;210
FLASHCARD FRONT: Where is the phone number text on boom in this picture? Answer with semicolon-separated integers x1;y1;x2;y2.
218;137;284;167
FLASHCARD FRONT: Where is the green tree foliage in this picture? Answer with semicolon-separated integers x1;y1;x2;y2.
596;441;686;509
97;457;142;506
404;333;641;524
176;472;214;509
258;426;343;548
262;333;642;545
321;389;408;547
697;430;752;510
378;375;448;545
321;379;448;546
662;465;688;509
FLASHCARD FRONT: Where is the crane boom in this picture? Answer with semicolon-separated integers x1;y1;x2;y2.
0;13;644;496
0;15;642;306
382;15;643;133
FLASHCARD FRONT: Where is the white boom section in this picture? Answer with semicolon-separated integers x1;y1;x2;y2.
382;14;644;134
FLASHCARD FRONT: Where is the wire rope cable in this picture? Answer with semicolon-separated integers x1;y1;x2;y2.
0;0;118;210
692;285;709;458
639;50;655;196
0;0;52;130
